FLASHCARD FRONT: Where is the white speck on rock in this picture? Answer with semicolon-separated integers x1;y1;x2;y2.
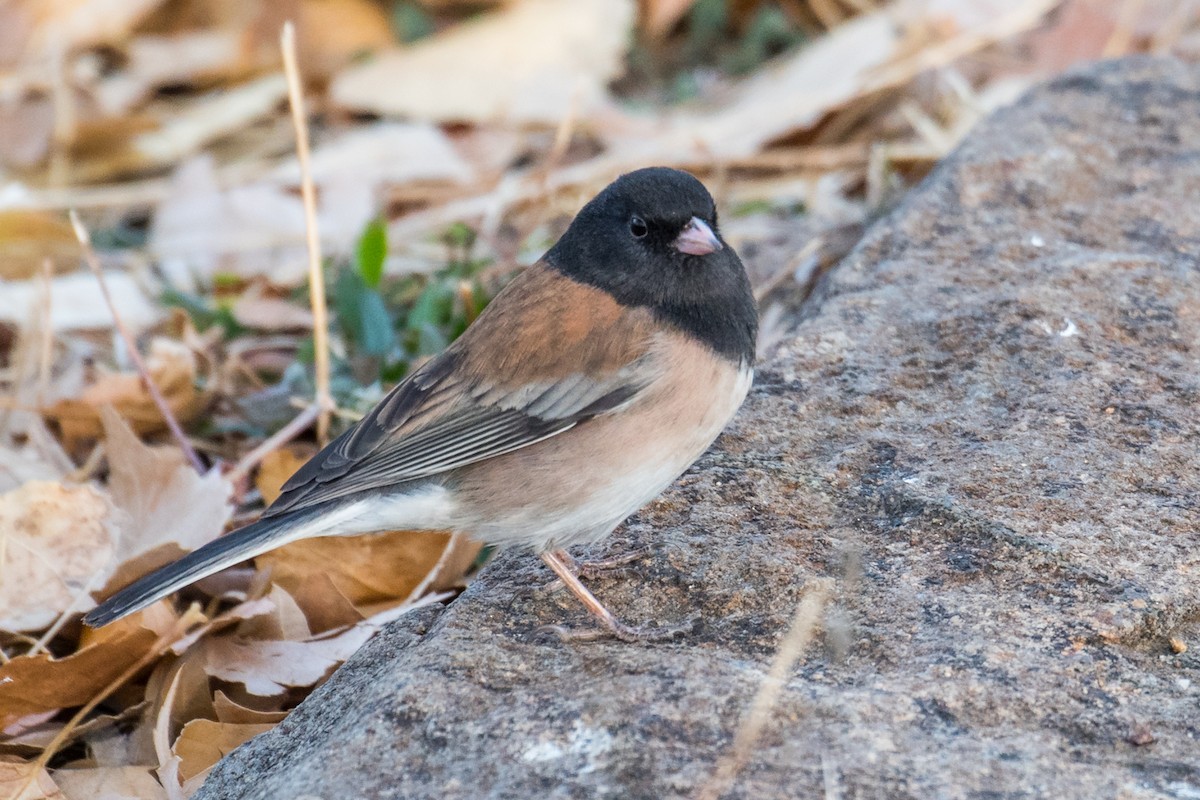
1030;234;1045;247
521;722;614;773
522;741;566;763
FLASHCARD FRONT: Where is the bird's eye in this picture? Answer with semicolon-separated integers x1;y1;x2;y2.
629;216;648;239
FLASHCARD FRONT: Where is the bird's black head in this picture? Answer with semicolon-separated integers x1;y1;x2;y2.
547;167;757;364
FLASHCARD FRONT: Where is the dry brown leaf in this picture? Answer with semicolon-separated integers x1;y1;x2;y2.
230;293;314;332
331;0;635;124
91;31;247;115
171;719;275;783
0;0;168;66
271;121;474;189
0;602;175;729
73;74;289;182
148;156;308;289
0;212;81;280
297;0;395;81
0;94;54;168
0;757;63;800
258;532;474;612
199;601;431;697
0;271;162;334
51;766;166;800
0;481;117;631
252;448;309;506
0;438;68;495
270;569;362;633
255;448;477;620
45;339;203;450
201;636;344;696
101;406;233;564
211;692;287;726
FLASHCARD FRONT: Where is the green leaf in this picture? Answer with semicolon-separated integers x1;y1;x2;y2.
391;1;435;44
355;218;387;289
406;279;454;333
356;287;393;356
335;267;394;356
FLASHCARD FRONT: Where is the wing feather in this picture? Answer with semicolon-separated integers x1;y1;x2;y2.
264;264;660;518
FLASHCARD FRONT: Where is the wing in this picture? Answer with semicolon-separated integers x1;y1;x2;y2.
266;264;660;518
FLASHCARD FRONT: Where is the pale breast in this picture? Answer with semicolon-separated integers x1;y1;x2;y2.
449;333;753;550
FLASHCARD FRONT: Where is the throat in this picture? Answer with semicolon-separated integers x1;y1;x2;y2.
653;296;757;363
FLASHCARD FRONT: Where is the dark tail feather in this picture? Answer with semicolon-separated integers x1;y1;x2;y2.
83;510;312;628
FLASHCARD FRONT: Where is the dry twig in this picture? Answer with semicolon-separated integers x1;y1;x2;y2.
281;21;334;446
70;210;205;472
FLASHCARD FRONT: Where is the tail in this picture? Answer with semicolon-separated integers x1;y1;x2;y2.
84;504;336;628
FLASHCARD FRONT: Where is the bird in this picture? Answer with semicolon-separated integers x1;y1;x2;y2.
84;166;758;642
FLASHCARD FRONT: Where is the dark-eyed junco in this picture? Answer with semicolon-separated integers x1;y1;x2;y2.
85;167;757;641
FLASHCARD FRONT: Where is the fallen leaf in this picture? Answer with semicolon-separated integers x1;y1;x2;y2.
0;94;54;169
74;74;289;182
297;0;396;81
91;31;247;116
270;121;474;188
51;766;166;800
148;156;307;290
200;600;436;696
1;0;168;66
0;481;117;631
254;448;311;506
45;339;203;449
258;531;474;612
100;406;233;564
171;719;275;782
331;0;635;124
0;433;68;494
0;212;81;280
211;692;287;726
0;757;62;800
0;602;175;729
0;271;161;334
230;291;315;332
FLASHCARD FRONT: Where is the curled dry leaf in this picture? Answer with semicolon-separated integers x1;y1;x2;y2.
100;406;233;565
171;719;275;783
211;692;287;726
0;212;81;280
0;0;168;66
0;435;68;494
0;757;62;800
230;291;315;332
44;339;202;451
72;74;289;183
331;0;635;124
202;631;357;697
255;448;479;624
199;600;434;697
0;271;162;334
0;601;176;729
0;481;117;631
296;0;396;81
51;766;166;800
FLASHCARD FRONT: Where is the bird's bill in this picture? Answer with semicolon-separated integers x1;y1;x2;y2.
672;217;723;256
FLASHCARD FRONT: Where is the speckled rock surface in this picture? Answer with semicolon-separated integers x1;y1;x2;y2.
196;58;1200;800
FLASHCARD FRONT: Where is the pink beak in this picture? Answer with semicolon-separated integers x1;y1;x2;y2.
672;217;723;256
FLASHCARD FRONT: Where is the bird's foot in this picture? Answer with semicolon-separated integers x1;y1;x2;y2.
536;550;692;644
539;547;650;593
